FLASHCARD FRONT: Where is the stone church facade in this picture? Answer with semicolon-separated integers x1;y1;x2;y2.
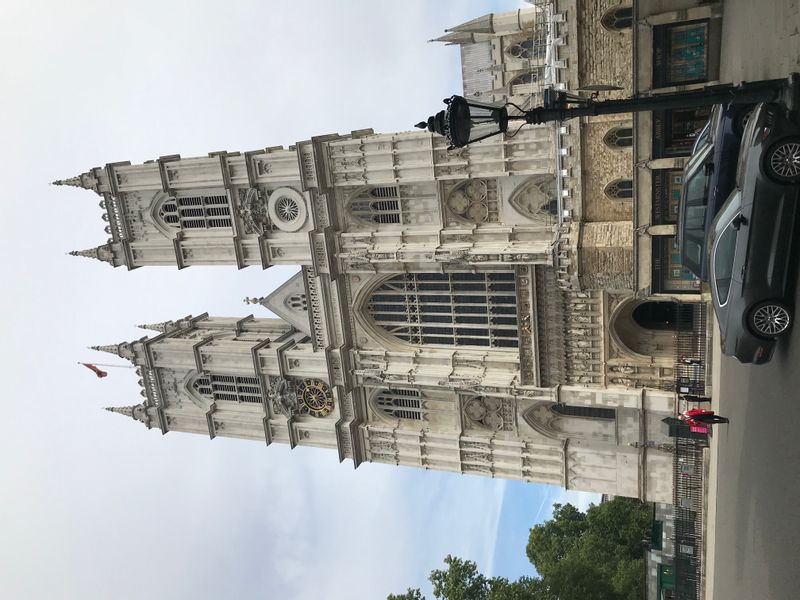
58;3;696;504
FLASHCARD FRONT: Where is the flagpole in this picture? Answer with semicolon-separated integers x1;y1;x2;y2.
77;362;135;369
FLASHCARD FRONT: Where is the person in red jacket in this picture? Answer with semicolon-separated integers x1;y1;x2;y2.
680;408;730;426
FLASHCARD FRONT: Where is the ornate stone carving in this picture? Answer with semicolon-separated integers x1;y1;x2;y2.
236;187;270;235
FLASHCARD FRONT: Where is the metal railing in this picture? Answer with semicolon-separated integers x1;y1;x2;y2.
672;436;706;600
675;303;709;396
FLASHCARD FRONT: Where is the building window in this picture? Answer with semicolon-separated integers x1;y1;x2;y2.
507;38;547;60
368;272;519;348
160;193;232;229
601;5;633;31
652;107;712;157
552;404;616;420
375;388;423;420
193;374;263;404
603;127;633;149
445;179;498;224
509;68;545;88
653;20;709;87
285;293;307;311
604;179;633;199
651;236;701;293
652;170;683;224
351;186;402;224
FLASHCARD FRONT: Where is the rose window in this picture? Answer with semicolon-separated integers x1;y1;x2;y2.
275;196;300;222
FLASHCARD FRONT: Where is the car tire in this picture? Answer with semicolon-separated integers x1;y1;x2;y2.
748;300;793;338
763;137;800;184
733;108;753;138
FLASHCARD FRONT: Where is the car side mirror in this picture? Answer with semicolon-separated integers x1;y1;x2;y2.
731;214;748;230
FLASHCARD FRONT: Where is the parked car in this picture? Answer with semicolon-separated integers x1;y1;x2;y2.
708;102;800;364
678;103;753;280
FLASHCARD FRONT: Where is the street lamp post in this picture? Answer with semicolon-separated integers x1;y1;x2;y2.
416;75;799;149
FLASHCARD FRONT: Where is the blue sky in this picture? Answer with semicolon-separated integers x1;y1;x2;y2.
0;1;599;598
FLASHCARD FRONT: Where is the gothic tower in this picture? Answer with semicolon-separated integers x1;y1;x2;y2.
61;5;678;502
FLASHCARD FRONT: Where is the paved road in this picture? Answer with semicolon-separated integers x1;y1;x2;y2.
710;2;800;599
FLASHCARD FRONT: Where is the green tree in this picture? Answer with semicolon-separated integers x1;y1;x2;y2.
525;498;650;600
387;589;425;600
387;557;556;600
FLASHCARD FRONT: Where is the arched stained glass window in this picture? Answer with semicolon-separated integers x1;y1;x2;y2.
551;403;616;420
160;193;232;229
193;374;263;404
375;389;423;420
351;186;402;224
368;272;519;348
601;6;633;31
509;68;545;88
507;38;547;60
603;127;633;149
605;179;634;199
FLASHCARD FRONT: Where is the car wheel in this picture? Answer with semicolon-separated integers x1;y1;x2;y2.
748;300;793;338
734;108;753;137
764;137;800;183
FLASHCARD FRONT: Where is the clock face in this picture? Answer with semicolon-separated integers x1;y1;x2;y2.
296;379;334;418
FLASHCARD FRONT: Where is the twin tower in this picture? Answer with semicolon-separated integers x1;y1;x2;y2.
58;5;678;503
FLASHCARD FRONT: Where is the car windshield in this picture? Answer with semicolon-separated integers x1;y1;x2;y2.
679;165;711;274
712;221;738;305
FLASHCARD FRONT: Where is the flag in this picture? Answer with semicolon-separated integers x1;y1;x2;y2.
80;363;108;378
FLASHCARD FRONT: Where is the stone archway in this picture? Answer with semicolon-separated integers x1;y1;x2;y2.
609;299;684;360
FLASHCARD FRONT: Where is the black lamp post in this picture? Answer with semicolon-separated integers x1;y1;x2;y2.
416;75;799;149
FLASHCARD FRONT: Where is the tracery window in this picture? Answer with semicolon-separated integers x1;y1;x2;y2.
375;388;423;420
351;186;402;224
507;38;547;60
601;5;633;31
551;403;616;420
193;374;263;404
605;179;634;199
160;193;232;229
368;272;519;348
603;127;633;149
286;293;308;311
445;179;498;224
509;68;545;88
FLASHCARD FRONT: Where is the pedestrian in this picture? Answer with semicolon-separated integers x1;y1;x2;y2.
680;408;729;426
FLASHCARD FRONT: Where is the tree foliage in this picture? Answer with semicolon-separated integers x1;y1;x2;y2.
526;497;650;600
388;497;650;600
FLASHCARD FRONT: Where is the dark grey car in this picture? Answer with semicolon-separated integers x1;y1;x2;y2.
709;102;800;364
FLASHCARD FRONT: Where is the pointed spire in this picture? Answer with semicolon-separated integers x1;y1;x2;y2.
447;14;494;34
429;31;476;44
104;404;147;424
137;320;175;333
67;244;114;264
52;176;84;187
51;170;98;191
90;342;134;360
105;405;135;418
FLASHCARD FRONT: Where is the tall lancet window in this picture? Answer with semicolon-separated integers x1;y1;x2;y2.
160;193;232;229
375;389;423;420
350;186;402;224
368;272;519;348
193;374;263;404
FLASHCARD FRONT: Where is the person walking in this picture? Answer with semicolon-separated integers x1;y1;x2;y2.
680;408;730;426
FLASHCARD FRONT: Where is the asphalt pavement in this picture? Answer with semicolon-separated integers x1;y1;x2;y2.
707;2;800;598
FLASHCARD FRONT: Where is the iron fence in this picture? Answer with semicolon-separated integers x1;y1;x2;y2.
675;303;708;396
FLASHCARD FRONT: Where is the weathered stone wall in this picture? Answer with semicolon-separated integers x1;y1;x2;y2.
580;118;634;222
578;221;634;291
576;0;633;95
